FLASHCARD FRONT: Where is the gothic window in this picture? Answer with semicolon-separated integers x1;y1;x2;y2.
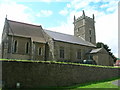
90;37;92;42
77;49;81;59
13;40;17;53
38;47;42;55
77;28;80;32
89;30;91;35
78;28;80;31
60;47;64;58
25;42;29;54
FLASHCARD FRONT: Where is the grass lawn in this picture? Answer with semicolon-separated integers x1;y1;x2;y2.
68;78;120;89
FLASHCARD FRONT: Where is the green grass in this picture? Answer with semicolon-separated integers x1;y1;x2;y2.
0;59;120;68
79;82;118;88
35;78;120;89
43;78;120;89
76;80;119;88
68;78;120;89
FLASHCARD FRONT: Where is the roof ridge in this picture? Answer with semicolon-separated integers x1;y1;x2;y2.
8;19;41;27
44;29;74;36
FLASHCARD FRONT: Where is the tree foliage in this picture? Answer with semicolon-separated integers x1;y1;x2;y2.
96;42;117;62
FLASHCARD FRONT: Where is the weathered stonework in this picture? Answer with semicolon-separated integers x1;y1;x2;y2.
54;41;95;62
2;61;120;88
73;10;96;45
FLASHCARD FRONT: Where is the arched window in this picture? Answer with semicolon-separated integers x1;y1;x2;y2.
25;42;29;54
90;37;92;42
38;47;42;55
13;40;17;53
89;30;92;35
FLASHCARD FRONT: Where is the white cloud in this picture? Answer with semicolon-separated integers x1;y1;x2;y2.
96;10;118;57
41;0;51;2
59;9;68;16
67;4;71;8
0;2;34;43
47;22;73;35
12;0;73;2
36;10;53;17
100;4;108;8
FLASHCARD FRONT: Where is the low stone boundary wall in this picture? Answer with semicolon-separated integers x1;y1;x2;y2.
1;61;120;88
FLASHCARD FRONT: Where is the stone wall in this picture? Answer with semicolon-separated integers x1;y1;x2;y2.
2;61;120;88
54;41;95;62
2;35;46;61
92;48;114;66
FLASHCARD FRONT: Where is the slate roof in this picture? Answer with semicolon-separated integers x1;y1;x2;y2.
7;20;46;43
45;30;96;47
89;48;102;53
6;19;96;47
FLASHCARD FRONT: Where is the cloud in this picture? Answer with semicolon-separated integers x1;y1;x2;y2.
100;4;108;8
96;10;118;57
67;4;71;8
59;9;68;16
36;10;53;17
10;0;73;2
0;2;34;42
41;0;52;2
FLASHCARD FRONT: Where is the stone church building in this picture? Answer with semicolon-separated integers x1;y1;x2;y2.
1;11;114;66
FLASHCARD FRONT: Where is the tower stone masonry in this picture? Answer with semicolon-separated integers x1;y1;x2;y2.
73;10;96;45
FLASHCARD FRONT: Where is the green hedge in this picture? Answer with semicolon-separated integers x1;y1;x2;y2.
0;59;120;68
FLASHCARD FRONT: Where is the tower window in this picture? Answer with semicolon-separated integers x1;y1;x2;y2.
89;30;92;35
25;42;29;54
90;37;92;42
60;47;64;58
77;28;79;32
13;40;17;53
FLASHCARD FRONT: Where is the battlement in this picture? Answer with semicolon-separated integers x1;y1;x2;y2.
74;16;94;23
74;10;95;23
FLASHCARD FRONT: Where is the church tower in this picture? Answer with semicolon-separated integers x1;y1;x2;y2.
73;10;96;45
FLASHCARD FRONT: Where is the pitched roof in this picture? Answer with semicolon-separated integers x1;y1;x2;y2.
7;20;46;43
6;19;96;47
89;48;102;53
45;30;96;47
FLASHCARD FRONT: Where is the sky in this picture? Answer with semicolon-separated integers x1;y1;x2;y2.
0;0;119;57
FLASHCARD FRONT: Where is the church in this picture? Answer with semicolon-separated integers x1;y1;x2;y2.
1;10;114;66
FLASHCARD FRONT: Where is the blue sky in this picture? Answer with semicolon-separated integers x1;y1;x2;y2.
17;2;68;28
0;0;119;57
